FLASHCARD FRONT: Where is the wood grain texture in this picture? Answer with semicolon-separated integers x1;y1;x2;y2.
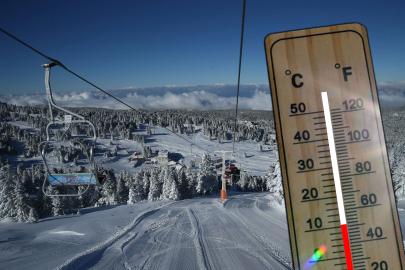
265;23;405;270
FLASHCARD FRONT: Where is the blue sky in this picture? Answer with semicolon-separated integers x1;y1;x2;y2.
0;0;405;108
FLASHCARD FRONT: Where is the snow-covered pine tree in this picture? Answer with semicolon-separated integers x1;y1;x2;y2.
143;170;150;196
247;175;254;191
87;186;101;207
266;160;276;189
127;187;143;204
177;170;189;199
186;166;198;198
197;152;217;195
77;185;99;208
26;207;39;223
237;172;249;191
0;165;19;220
13;178;30;222
51;189;73;216
98;173;118;206
36;185;53;218
148;169;162;201
162;166;174;199
116;173;129;203
392;155;405;201
169;178;180;200
269;159;284;204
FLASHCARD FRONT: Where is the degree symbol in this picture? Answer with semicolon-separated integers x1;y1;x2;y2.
285;70;291;75
335;63;341;69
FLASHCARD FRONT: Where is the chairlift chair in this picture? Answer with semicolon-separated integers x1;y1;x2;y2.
39;62;105;197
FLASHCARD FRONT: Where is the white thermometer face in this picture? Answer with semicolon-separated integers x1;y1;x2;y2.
265;23;405;270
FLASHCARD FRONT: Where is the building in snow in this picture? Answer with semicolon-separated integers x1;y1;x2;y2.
156;150;169;163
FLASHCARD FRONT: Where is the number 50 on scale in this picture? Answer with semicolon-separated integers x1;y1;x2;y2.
265;23;405;269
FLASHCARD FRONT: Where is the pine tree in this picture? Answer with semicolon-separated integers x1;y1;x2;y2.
148;169;161;201
0;165;17;220
197;152;217;195
98;173;118;206
127;187;143;204
51;189;73;216
270;159;284;204
116;174;129;203
237;172;249;191
26;207;39;223
169;179;180;200
186;167;197;198
37;186;53;218
162;166;174;199
248;176;258;192
13;178;30;222
133;171;145;198
177;170;189;199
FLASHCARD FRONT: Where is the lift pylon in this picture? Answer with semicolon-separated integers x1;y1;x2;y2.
215;145;233;199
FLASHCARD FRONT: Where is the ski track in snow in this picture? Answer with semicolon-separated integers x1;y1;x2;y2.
0;193;296;270
74;194;291;270
55;201;177;270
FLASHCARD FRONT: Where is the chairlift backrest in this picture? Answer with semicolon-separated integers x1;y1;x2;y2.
48;173;97;186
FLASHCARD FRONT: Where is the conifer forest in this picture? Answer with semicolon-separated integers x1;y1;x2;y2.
0;101;404;223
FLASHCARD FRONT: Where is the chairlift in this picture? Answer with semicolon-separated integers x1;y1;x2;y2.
39;62;105;197
224;163;240;186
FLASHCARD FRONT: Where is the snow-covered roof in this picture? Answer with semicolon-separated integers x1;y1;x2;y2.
158;150;169;157
175;164;184;170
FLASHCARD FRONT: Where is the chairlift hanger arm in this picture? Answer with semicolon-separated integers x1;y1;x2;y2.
43;63;86;121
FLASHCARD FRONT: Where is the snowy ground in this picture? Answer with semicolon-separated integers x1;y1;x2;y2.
0;191;292;270
2;191;405;270
9;121;277;177
4;121;405;270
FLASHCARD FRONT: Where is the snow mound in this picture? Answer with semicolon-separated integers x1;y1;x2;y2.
51;231;85;236
0;217;15;224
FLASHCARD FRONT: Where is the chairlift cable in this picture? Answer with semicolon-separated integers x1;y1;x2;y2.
0;27;210;153
232;0;246;154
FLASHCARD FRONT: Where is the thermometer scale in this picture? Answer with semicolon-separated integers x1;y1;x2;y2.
265;23;405;269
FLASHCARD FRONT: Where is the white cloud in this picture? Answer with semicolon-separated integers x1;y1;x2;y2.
377;81;405;108
3;81;403;110
0;85;273;111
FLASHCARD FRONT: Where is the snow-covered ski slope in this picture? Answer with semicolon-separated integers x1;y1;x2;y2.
2;190;405;270
0;191;292;270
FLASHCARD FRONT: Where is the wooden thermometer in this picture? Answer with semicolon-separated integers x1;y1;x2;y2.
265;23;405;270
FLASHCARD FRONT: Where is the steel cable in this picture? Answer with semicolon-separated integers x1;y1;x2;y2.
232;0;247;154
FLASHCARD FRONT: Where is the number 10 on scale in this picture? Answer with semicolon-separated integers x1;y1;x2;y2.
265;23;405;269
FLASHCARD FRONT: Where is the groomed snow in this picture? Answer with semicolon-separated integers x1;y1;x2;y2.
0;191;293;270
